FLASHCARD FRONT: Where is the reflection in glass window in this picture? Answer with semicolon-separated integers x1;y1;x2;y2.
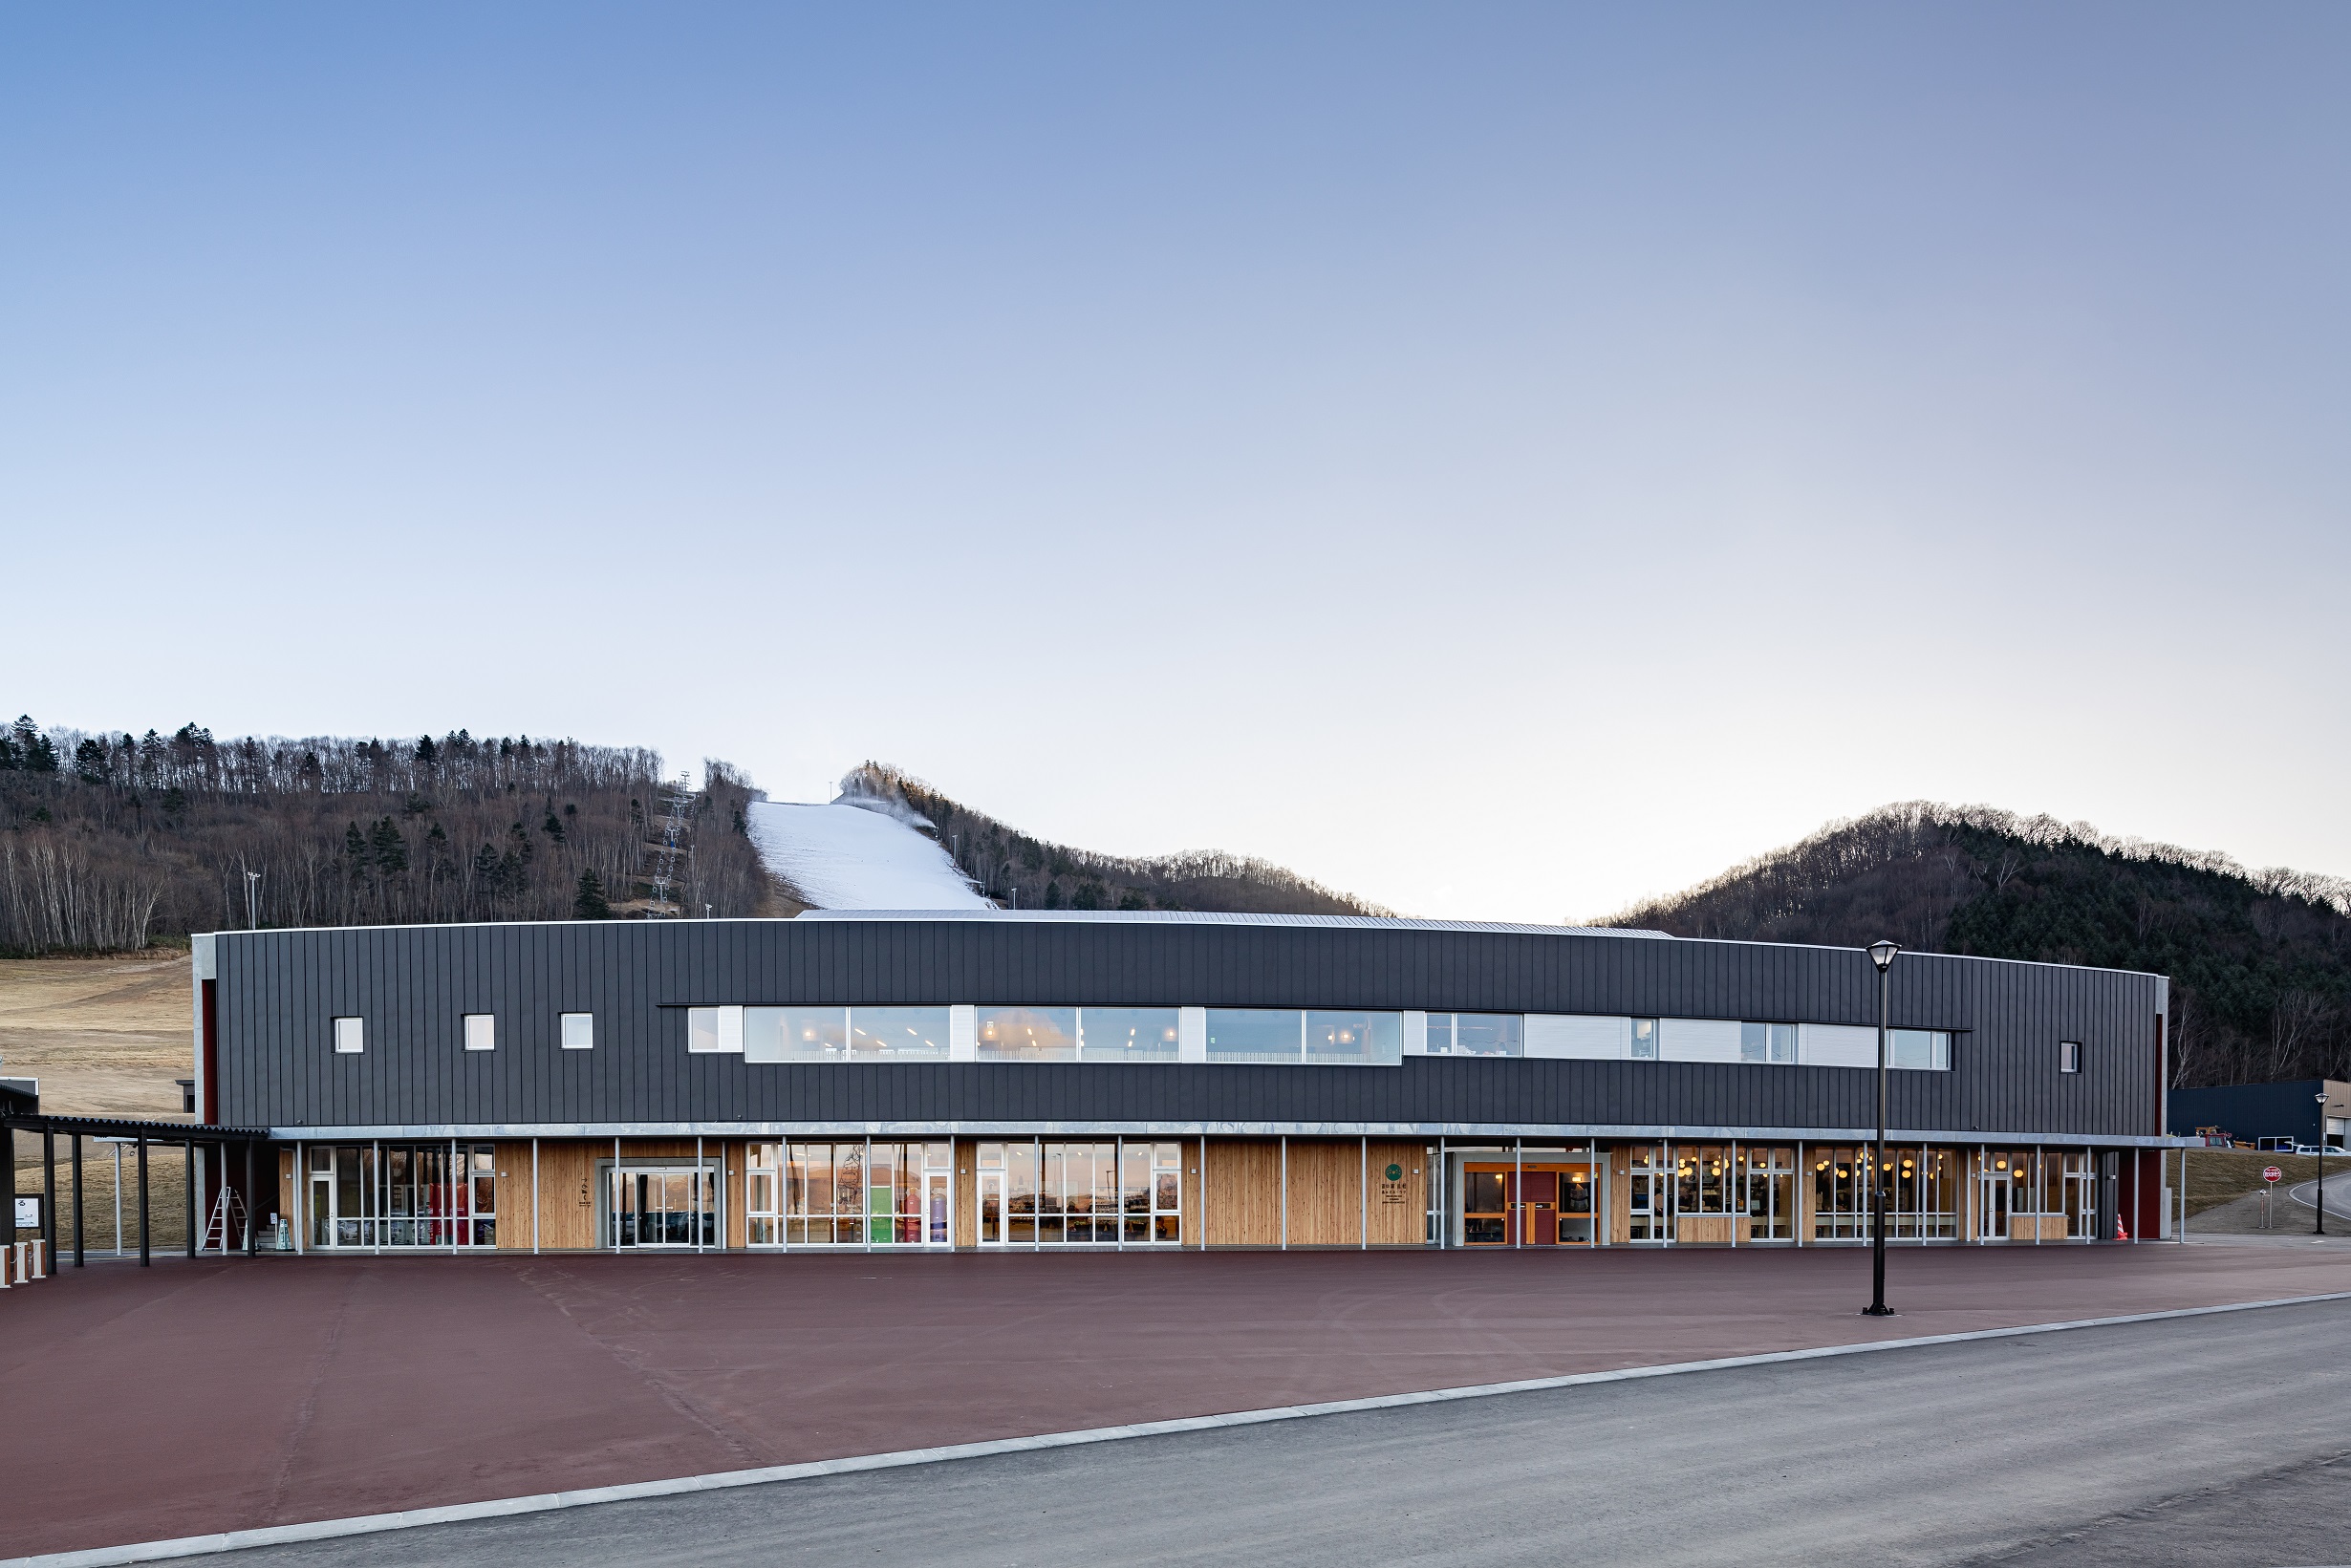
978;1006;1078;1062
1739;1022;1797;1063
1080;1009;1180;1063
1206;1009;1303;1063
850;1007;951;1060
1629;1019;1658;1060
1453;1014;1521;1057
744;1006;848;1062
1889;1029;1952;1070
1306;1011;1402;1065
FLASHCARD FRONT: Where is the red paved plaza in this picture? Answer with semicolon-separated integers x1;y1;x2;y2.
5;1243;2347;1559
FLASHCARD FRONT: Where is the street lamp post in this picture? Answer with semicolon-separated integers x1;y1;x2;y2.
1866;939;1900;1317
2318;1092;2329;1236
244;870;261;930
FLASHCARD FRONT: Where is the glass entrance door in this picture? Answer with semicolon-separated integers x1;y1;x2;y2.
1627;1147;1671;1241
1977;1161;2014;1242
610;1167;718;1248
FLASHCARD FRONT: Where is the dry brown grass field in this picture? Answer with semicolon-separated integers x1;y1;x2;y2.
3;953;198;1249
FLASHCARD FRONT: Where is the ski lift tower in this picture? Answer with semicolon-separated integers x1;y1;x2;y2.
645;773;692;917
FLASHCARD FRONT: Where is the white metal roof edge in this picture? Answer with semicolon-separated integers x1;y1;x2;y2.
192;911;2168;982
792;909;1670;938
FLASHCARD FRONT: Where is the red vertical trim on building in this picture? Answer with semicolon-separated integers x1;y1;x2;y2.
201;978;219;1124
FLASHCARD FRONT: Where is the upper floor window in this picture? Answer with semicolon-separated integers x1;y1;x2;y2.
561;1012;593;1050
2060;1040;2081;1074
333;1016;364;1054
1739;1022;1799;1064
464;1013;496;1052
1889;1029;1952;1070
1425;1013;1523;1057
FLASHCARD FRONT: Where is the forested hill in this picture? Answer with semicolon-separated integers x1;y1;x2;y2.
1603;804;2351;1091
0;716;770;954
838;763;1391;917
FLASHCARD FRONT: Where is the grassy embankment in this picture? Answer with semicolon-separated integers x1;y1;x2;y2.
3;953;198;1249
2168;1149;2336;1218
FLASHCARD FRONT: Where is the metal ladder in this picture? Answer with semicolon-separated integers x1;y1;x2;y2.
202;1183;248;1253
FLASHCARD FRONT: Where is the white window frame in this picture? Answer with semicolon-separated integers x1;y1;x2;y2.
333;1016;364;1054
687;1005;744;1054
561;1012;594;1051
2060;1040;2081;1074
464;1013;496;1052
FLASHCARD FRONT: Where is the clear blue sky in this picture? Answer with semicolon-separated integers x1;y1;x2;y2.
6;5;2346;921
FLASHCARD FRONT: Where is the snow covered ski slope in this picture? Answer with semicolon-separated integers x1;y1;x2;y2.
745;799;991;911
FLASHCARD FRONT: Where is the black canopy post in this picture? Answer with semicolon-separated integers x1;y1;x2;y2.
244;1139;258;1256
1;1125;15;1253
72;1133;85;1267
184;1139;198;1259
43;1128;57;1259
137;1135;150;1266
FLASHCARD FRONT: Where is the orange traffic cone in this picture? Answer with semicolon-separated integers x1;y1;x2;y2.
2115;1214;2130;1241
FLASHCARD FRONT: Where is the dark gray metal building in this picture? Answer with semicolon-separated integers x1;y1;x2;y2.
184;911;2176;1257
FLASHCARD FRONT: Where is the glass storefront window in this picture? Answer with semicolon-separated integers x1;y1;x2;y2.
849;1008;951;1060
978;1006;1078;1062
1080;1009;1181;1063
305;1143;494;1249
744;1006;848;1062
1306;1011;1402;1065
978;1139;1181;1246
1676;1146;1732;1215
1206;1009;1302;1063
774;1141;948;1246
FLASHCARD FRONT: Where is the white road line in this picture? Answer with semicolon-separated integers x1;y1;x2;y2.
14;1289;2351;1568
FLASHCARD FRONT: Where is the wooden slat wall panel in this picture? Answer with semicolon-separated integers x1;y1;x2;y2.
1367;1139;1424;1246
494;1139;534;1250
1283;1140;1362;1246
533;1142;600;1250
1205;1140;1281;1246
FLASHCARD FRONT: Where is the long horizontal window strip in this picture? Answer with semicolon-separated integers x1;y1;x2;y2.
1206;1009;1403;1066
976;1006;1180;1063
1428;1013;1953;1071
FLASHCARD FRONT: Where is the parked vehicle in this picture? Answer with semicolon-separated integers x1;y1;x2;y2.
2257;1136;2299;1152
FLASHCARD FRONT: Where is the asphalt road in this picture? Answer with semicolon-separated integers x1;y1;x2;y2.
202;1299;2351;1568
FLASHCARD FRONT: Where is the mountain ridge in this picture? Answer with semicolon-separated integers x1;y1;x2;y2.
1603;802;2351;1090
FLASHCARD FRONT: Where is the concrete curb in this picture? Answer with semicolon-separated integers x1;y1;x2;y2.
15;1289;2351;1567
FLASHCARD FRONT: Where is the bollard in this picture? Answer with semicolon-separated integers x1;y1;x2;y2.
31;1238;46;1278
9;1242;22;1285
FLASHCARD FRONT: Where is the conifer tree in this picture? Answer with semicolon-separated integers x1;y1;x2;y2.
574;869;611;919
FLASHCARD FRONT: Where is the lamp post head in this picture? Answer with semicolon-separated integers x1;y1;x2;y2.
1867;939;1900;974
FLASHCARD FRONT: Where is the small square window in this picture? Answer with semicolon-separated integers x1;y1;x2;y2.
464;1013;496;1052
687;1006;744;1053
561;1012;593;1050
333;1016;364;1054
2060;1041;2081;1074
1629;1019;1658;1061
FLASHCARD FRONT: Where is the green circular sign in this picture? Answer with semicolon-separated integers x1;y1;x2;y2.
1385;1163;1404;1181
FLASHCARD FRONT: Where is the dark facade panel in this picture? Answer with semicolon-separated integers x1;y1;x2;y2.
210;917;2166;1137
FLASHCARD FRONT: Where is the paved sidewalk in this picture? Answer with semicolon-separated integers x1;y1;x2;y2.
4;1244;2347;1560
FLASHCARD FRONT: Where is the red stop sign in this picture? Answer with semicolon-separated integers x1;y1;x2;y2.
2263;1166;2283;1183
